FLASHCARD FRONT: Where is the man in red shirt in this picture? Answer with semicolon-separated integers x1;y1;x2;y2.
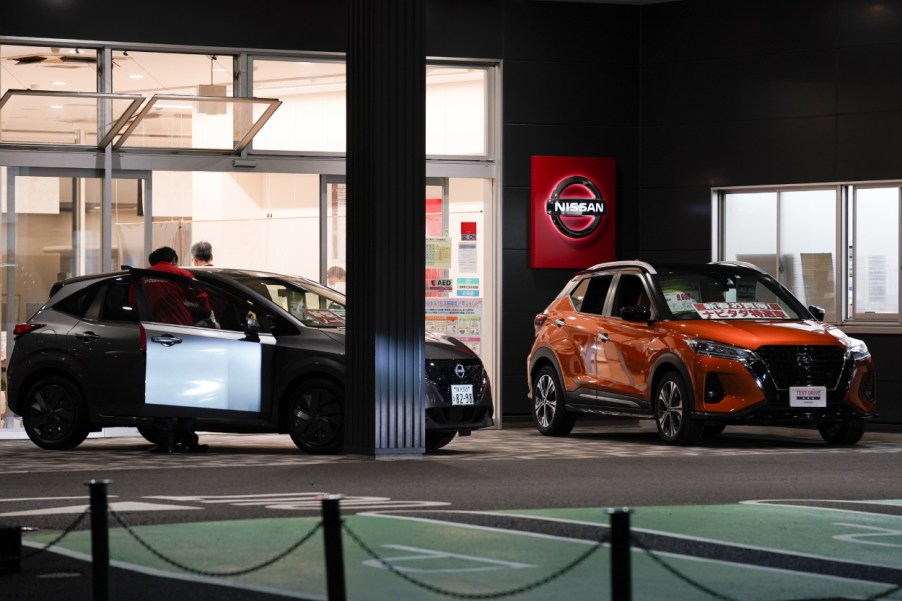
133;246;217;327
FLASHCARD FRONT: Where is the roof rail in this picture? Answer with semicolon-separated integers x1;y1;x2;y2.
710;260;766;273
584;260;657;274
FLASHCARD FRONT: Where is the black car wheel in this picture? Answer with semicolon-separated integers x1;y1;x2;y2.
137;426;168;446
532;365;576;436
654;372;703;445
286;378;343;454
425;431;457;451
817;419;865;445
22;376;90;450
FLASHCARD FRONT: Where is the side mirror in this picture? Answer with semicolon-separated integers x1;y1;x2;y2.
808;305;825;321
245;315;261;341
621;305;651;323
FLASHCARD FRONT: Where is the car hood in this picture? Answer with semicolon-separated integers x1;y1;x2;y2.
317;329;478;360
665;319;853;351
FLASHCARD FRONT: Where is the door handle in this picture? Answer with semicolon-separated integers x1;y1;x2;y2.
150;335;183;347
553;319;565;327
597;333;610;342
74;332;100;342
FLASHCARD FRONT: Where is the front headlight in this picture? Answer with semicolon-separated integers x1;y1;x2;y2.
686;339;759;364
846;337;870;362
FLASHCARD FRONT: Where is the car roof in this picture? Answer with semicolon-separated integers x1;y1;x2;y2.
578;260;767;277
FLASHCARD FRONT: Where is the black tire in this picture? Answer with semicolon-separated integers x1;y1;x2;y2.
532;365;576;436
137;426;168;446
817;419;865;445
21;376;90;450
286;378;343;454
654;372;703;445
425;431;457;451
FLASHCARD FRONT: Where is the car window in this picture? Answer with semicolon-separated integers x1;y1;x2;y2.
571;275;612;315
136;274;220;328
238;277;346;327
98;278;139;322
611;274;649;318
656;270;805;320
52;283;99;319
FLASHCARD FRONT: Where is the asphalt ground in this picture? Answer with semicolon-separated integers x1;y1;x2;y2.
2;421;902;600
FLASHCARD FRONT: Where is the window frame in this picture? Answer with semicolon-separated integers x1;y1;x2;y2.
714;181;902;331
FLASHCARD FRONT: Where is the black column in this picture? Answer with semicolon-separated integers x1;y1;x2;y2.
345;0;426;457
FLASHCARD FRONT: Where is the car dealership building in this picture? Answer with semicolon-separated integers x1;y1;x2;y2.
1;0;901;445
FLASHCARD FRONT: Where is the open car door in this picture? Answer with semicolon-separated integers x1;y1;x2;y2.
130;268;275;416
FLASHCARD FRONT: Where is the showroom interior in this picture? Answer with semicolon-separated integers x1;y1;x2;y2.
1;0;901;444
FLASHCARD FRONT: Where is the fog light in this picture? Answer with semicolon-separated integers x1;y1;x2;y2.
704;373;725;403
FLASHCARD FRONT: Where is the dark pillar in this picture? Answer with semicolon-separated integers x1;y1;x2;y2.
345;0;426;457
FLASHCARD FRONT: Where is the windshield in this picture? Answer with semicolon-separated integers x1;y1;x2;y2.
654;269;808;321
237;275;346;327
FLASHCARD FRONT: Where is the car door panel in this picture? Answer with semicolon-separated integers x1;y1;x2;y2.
144;323;274;413
131;267;275;418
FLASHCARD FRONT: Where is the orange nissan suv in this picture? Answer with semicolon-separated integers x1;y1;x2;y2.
527;261;877;445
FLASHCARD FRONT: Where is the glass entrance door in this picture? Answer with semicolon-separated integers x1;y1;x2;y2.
1;169;147;429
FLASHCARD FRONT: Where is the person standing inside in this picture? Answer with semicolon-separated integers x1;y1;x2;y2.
191;240;214;266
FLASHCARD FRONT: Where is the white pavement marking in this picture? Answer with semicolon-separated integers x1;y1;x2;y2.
362;544;537;573
0;501;201;517
741;499;902;519
146;493;450;511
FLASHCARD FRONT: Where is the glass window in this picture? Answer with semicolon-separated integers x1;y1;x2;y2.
573;275;611;315
718;184;902;325
1;45;98;96
426;66;488;157
251;59;346;153
851;187;899;319
723;191;778;274
779;189;837;322
149;171;321;279
112;51;234;97
612;274;647;318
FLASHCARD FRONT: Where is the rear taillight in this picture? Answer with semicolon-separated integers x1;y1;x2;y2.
13;323;44;338
534;313;548;334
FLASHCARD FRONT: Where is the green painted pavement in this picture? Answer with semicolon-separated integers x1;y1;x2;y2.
27;503;902;601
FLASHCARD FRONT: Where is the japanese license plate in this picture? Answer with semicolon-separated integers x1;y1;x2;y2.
451;384;474;405
789;386;826;408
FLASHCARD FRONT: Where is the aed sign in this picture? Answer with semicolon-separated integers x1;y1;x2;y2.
531;156;616;269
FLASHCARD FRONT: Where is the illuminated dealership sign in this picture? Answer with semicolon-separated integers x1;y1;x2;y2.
531;156;616;269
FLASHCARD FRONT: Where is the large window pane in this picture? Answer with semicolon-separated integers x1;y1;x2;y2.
852;187;899;318
251;59;346;153
779;189;837;321
723;191;778;274
149;171;320;278
426;66;487;157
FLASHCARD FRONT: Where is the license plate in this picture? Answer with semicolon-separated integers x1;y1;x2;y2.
451;384;474;405
789;386;827;408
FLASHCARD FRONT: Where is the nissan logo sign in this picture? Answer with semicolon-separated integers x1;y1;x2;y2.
455;363;466;379
545;175;607;239
797;352;814;370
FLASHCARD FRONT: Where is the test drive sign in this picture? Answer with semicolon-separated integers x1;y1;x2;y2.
531;156;616;269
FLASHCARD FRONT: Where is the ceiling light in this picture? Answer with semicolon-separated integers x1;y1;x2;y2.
51;81;66;86
129;74;144;80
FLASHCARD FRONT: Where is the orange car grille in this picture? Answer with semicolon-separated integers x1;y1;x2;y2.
755;345;846;390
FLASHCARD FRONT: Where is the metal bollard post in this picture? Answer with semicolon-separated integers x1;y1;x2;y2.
321;494;346;601
607;507;632;601
86;479;112;601
0;525;22;574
